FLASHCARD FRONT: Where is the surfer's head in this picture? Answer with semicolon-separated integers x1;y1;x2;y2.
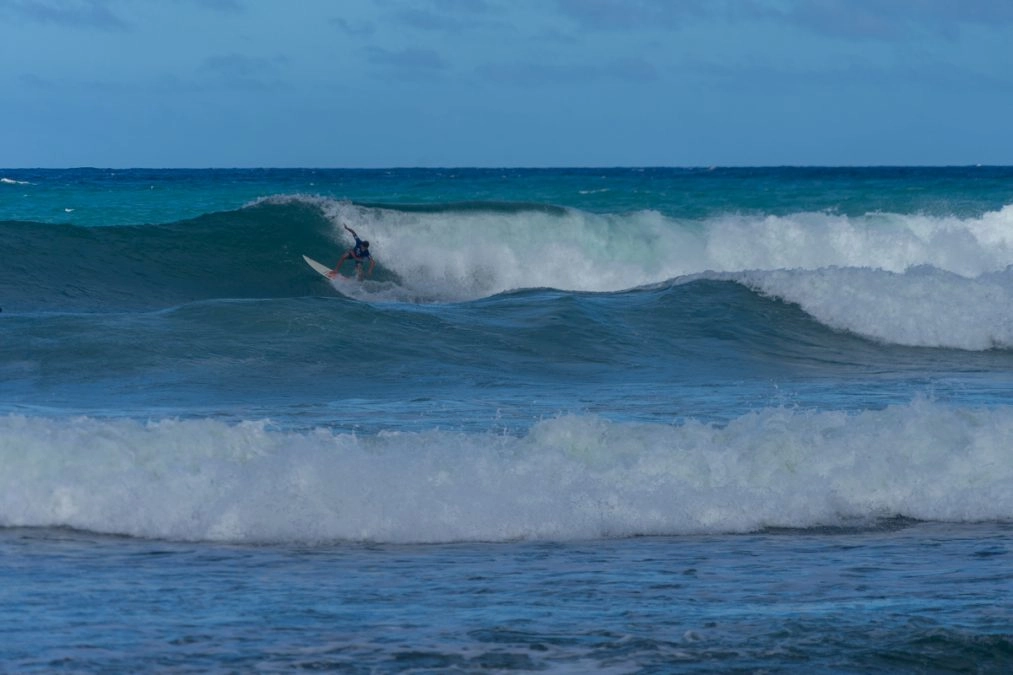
362;240;370;248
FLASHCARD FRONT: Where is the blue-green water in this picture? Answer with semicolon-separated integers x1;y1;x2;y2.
2;167;1012;671
6;166;1012;227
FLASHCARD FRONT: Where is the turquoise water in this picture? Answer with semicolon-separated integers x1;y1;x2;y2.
5;167;1012;227
2;167;1012;670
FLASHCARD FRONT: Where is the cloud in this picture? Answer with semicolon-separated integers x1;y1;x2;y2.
395;7;468;32
477;57;658;87
331;16;376;37
365;46;448;73
18;73;58;90
430;0;497;13
777;0;1013;40
386;0;509;33
184;0;246;11
552;0;711;31
551;0;1013;41
199;53;289;90
0;0;128;30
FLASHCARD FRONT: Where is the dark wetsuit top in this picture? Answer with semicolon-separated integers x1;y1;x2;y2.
351;237;371;264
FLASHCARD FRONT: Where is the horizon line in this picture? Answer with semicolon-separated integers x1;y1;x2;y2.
2;164;1008;171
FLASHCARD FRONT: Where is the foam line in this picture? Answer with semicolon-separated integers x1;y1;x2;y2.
2;401;1010;543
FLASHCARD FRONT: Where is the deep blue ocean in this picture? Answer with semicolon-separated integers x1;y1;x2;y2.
2;167;1012;672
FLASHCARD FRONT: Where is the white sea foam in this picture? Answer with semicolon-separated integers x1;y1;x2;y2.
319;199;693;300
731;266;1013;350
701;207;1013;278
317;201;1013;298
2;401;1010;543
1;177;30;185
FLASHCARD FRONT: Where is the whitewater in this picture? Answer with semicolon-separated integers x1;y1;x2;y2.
3;401;1011;544
278;194;1013;349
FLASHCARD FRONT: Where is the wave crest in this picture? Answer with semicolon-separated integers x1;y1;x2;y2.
729;266;1013;350
314;199;1013;301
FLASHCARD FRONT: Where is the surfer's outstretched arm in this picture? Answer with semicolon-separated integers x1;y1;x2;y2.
343;224;359;238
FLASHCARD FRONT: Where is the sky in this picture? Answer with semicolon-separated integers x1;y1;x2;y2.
2;0;1012;167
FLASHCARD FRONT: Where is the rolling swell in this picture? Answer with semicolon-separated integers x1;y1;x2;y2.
5;280;1008;410
1;200;341;311
6;193;1013;354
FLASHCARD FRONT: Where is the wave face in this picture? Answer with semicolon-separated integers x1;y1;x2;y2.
3;167;1013;543
4;192;1013;349
2;200;334;311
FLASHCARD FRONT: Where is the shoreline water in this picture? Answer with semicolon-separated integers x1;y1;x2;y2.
4;521;1011;671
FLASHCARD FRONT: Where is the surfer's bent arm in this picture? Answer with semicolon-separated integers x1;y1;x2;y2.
344;224;358;238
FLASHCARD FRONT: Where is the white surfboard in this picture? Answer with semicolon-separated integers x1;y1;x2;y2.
302;255;334;279
304;254;367;295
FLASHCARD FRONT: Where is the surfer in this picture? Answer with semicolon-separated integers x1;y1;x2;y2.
329;224;376;280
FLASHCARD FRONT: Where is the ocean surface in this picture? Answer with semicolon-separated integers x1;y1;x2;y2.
2;167;1012;672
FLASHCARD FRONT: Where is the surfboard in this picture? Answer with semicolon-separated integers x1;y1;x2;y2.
304;253;367;299
304;254;366;291
302;255;334;279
